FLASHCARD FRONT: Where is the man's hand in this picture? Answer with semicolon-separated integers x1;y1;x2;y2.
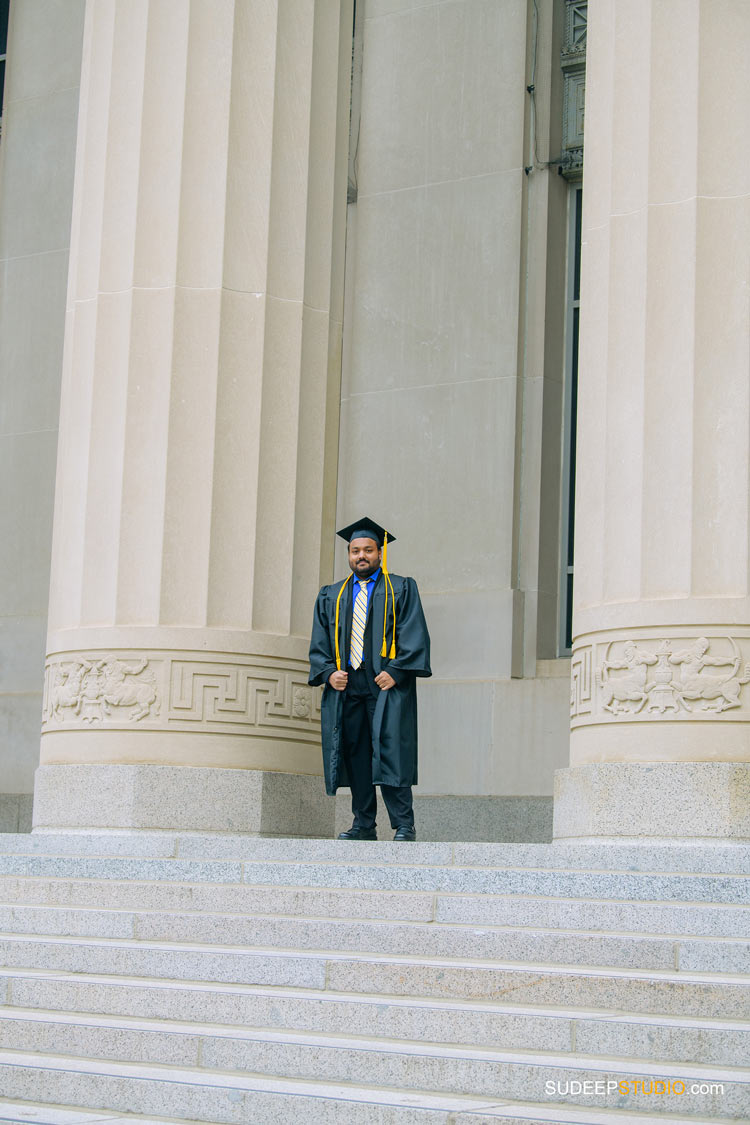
328;670;348;691
375;670;396;691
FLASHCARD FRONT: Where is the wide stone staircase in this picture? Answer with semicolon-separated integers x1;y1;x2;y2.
0;833;747;1124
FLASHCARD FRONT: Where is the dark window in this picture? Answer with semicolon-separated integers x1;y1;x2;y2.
561;185;582;653
0;0;9;125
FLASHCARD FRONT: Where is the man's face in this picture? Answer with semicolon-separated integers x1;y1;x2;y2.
348;537;382;578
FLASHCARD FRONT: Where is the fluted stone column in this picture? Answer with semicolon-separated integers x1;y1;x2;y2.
33;0;352;833
555;0;750;839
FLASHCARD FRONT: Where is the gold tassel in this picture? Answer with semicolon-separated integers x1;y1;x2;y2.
334;573;352;670
381;533;397;659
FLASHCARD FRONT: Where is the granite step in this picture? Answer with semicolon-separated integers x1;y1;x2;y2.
0;1102;197;1125
0;905;748;974
434;893;750;939
0;1028;746;1118
3;971;749;1065
0;1101;737;1125
0;854;747;904
0;1048;742;1122
178;838;750;876
1;1000;749;1071
0;934;748;1017
0;1106;736;1125
6;835;749;877
2;876;750;938
0;875;438;922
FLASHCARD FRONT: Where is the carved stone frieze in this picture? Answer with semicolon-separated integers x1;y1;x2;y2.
45;656;160;725
43;650;322;741
571;633;750;725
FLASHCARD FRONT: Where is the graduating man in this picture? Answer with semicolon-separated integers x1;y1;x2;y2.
308;517;431;840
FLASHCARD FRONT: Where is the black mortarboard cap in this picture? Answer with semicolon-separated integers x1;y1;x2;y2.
335;517;398;661
336;516;395;548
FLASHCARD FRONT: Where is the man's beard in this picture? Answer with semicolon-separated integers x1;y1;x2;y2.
352;559;379;578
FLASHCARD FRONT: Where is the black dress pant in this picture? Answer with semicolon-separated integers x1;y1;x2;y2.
342;665;414;831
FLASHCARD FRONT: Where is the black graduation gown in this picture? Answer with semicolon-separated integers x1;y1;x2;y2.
308;572;431;795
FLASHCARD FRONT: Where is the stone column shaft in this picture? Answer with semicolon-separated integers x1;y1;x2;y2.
35;0;352;832
556;0;750;839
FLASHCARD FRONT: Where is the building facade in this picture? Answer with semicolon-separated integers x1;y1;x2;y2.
0;0;748;843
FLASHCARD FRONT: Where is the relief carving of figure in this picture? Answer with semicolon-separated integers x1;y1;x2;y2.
99;657;160;721
79;661;106;723
50;660;92;719
599;642;658;714
669;638;750;712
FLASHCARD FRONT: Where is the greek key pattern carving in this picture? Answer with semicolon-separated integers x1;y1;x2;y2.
570;646;593;719
43;651;321;741
571;634;750;726
168;661;320;736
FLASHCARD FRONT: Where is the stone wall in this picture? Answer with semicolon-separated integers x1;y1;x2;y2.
336;0;571;800
0;0;85;809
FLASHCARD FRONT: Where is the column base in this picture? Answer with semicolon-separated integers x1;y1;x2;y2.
553;761;750;841
32;764;335;837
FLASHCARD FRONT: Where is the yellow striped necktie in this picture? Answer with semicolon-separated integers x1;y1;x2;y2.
350;579;368;669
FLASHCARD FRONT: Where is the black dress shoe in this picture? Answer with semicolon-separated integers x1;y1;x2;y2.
393;826;416;841
337;826;377;840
